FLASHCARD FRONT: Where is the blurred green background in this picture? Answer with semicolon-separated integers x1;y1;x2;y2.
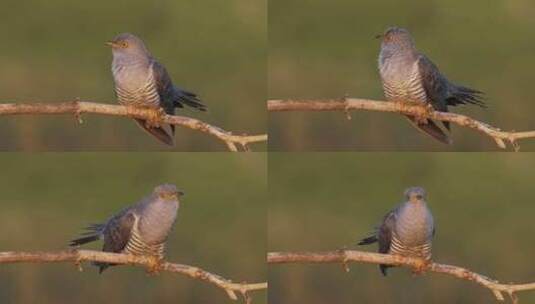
269;0;535;151
269;153;535;303
0;0;266;151
0;153;266;304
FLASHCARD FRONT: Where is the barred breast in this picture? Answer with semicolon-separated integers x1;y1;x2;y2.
113;63;161;108
380;58;428;104
123;218;166;259
390;232;432;260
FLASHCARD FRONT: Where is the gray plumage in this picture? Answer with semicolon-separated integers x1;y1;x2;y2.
378;27;484;144
70;184;183;273
358;187;435;276
108;33;207;146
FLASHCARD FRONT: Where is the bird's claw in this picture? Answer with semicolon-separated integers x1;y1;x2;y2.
145;108;165;128
411;259;431;275
146;256;163;275
413;103;435;124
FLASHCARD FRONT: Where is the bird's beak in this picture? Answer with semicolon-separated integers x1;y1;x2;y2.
177;190;185;197
106;41;115;47
375;34;383;39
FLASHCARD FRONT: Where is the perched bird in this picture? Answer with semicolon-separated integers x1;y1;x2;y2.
107;33;207;146
358;187;435;276
377;27;484;144
70;184;183;273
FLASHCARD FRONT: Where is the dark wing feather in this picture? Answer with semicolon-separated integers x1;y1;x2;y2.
416;54;452;131
417;53;485;133
416;54;449;112
151;60;175;114
152;60;207;112
378;209;397;276
102;211;136;253
97;211;136;273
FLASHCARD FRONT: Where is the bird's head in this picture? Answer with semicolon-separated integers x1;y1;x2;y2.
154;184;184;201
376;27;415;50
404;187;426;203
106;33;150;58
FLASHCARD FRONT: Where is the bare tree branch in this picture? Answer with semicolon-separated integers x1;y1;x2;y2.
268;250;535;303
268;98;535;151
0;101;267;151
0;249;267;302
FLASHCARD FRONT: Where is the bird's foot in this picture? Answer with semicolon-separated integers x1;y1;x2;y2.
412;104;434;124
425;103;436;116
398;100;429;124
145;108;165;128
411;259;431;275
146;256;163;276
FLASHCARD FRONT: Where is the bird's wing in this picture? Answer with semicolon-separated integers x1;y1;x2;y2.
102;210;136;253
416;53;454;132
150;60;175;113
418;53;485;111
416;54;448;113
378;208;398;276
378;209;397;254
152;59;207;112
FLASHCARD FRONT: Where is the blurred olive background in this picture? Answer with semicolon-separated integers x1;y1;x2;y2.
269;153;535;303
0;0;266;151
269;0;535;151
0;153;266;304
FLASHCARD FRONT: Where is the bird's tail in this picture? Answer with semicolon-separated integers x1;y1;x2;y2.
405;115;452;145
357;235;378;245
93;262;112;274
134;119;175;146
174;88;207;112
358;233;391;275
69;223;104;246
448;85;485;108
380;264;391;276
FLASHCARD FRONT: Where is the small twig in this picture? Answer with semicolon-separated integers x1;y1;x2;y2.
268;98;535;150
0;249;266;302
0;101;267;151
268;250;535;302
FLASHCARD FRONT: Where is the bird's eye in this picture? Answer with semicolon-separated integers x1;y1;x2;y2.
121;41;128;48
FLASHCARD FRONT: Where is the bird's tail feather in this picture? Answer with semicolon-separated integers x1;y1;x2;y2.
69;223;104;246
380;264;390;276
93;262;114;274
405;116;452;145
448;85;485;108
134;119;174;146
358;235;378;245
69;235;100;246
174;88;207;112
